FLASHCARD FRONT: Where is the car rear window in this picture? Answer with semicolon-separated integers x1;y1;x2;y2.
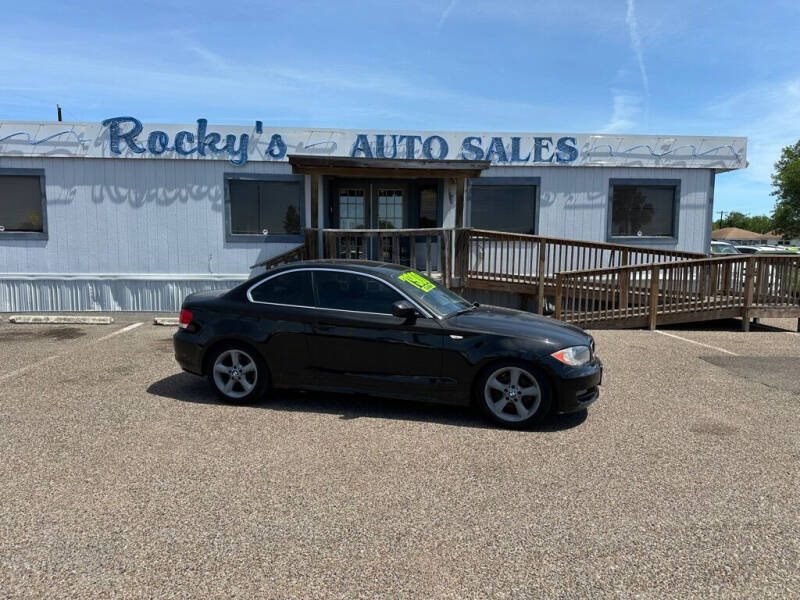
250;270;314;306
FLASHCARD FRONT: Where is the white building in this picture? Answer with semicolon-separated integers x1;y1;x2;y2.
0;117;747;311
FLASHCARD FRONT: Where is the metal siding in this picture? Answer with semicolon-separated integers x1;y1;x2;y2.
0;277;245;312
0;156;714;311
480;166;710;252
0;156;296;277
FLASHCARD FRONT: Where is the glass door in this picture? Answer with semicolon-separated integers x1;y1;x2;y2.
336;186;366;259
376;187;405;229
330;179;409;262
374;184;407;263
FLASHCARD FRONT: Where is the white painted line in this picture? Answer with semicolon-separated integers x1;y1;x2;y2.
0;355;60;382
655;330;739;356
0;322;145;383
97;322;143;341
9;315;114;325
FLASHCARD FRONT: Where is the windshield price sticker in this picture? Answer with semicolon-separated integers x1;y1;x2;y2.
398;271;436;292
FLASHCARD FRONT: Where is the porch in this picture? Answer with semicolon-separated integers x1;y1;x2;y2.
253;228;800;331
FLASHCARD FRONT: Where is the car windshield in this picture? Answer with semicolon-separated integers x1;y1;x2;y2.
711;244;739;255
391;270;473;318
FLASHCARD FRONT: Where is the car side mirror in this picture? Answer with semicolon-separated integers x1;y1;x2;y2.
392;300;417;321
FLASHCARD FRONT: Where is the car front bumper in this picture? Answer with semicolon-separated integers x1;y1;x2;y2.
551;359;603;414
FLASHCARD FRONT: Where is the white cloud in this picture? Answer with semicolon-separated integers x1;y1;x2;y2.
600;92;643;133
437;0;459;31
625;0;649;118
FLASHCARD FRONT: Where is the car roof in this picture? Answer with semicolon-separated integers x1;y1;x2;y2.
269;259;411;279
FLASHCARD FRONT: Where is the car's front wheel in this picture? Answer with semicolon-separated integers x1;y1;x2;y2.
207;344;268;403
476;361;552;428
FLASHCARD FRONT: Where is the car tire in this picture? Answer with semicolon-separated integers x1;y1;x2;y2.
474;360;552;428
206;343;269;404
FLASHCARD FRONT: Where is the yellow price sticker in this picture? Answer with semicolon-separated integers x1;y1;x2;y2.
398;271;436;292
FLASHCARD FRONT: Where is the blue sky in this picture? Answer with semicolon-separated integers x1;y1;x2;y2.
2;0;799;216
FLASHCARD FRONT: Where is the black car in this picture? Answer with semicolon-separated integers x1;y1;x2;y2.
173;260;602;427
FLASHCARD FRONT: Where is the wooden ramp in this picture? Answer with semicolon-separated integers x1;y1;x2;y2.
253;228;800;331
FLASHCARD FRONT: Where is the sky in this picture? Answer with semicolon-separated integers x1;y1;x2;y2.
1;0;799;217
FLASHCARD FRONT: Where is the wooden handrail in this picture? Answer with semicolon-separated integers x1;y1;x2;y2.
463;228;705;259
249;243;307;270
556;253;799;278
554;253;799;329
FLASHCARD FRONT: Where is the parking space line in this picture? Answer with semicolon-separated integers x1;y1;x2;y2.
0;322;145;383
97;321;143;341
655;330;739;356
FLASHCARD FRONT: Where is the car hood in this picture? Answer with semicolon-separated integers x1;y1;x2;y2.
445;305;592;348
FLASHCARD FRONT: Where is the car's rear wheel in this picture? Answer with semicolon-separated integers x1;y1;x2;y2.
207;344;268;403
476;361;551;427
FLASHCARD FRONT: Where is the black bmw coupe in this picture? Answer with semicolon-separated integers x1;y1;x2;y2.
173;260;602;428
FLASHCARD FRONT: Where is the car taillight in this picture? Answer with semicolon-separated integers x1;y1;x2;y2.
178;309;194;329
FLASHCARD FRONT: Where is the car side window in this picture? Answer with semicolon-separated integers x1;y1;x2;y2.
250;270;314;306
314;270;403;314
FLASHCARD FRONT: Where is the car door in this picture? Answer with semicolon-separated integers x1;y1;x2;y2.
308;268;446;400
245;269;316;388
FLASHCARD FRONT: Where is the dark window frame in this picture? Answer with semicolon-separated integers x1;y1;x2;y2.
245;267;432;318
224;173;305;243
466;177;541;234
0;168;48;240
607;178;680;244
247;269;315;308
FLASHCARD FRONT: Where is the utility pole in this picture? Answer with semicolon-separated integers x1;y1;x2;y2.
717;210;726;222
56;105;62;122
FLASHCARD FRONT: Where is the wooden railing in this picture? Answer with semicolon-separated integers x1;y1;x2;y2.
249;229;317;270
321;228;451;286
453;228;704;312
554;255;800;330
247;227;798;329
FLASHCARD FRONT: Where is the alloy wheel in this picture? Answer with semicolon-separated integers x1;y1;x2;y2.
212;349;258;399
483;365;542;423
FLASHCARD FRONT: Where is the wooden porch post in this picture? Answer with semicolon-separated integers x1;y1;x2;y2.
648;265;660;330
554;273;563;320
742;256;755;332
619;249;630;311
537;239;545;315
317;175;325;259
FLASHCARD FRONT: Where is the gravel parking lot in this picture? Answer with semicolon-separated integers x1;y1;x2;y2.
0;315;798;599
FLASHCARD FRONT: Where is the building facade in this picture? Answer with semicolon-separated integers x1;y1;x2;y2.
0;117;747;311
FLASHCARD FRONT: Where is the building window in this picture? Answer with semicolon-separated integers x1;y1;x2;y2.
469;178;538;234
225;174;304;241
377;188;404;229
609;179;679;239
0;170;47;239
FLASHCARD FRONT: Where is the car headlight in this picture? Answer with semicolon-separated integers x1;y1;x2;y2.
551;345;592;366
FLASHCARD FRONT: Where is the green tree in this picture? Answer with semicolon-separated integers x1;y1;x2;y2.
771;140;800;239
712;211;774;234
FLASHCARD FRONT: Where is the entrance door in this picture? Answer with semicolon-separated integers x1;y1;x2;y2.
331;180;409;260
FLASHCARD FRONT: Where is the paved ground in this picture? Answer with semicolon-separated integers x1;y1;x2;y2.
0;315;798;598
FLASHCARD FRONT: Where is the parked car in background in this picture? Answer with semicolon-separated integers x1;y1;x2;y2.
173;260;603;428
710;241;741;255
735;245;799;255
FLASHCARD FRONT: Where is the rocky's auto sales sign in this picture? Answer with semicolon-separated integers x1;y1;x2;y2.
0;116;747;169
